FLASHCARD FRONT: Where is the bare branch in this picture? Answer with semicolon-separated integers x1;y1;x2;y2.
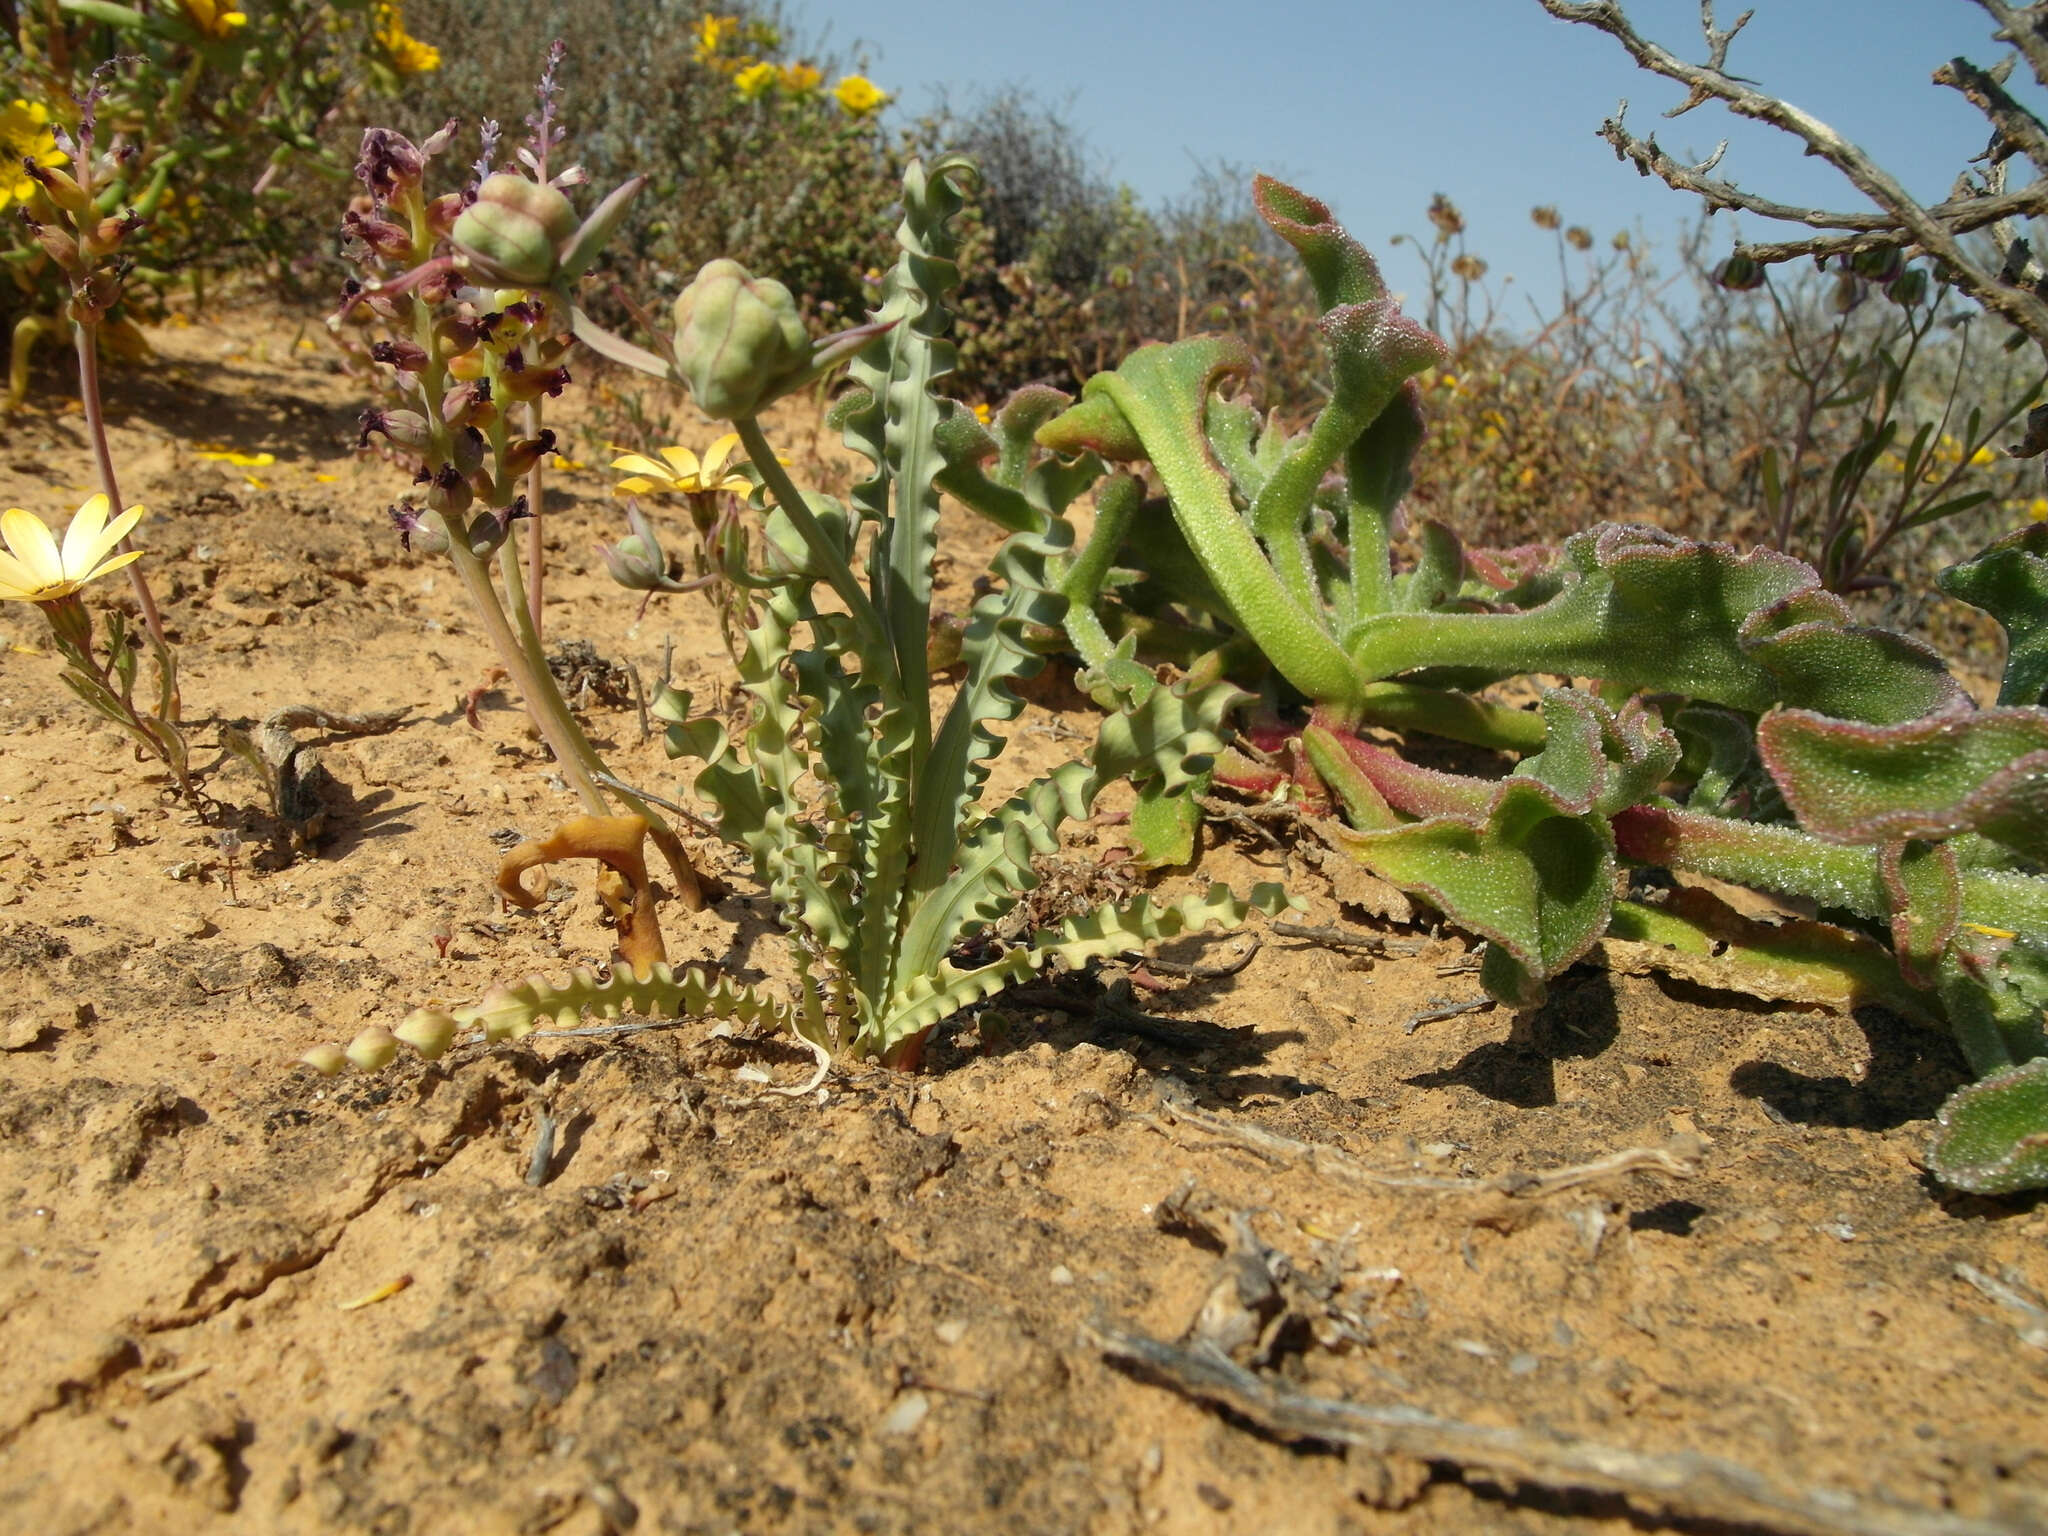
1932;54;2048;167
1537;0;2048;347
1972;0;2048;95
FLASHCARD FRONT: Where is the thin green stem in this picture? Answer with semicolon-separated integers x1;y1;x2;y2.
74;320;169;653
444;537;608;815
734;415;889;655
524;398;547;642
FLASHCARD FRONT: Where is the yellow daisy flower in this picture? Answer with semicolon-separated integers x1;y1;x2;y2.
734;61;779;101
611;435;751;497
833;75;888;117
0;495;145;603
1;100;67;211
778;62;822;97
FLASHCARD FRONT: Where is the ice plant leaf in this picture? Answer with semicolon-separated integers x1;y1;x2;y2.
1760;705;2048;864
1936;522;2048;706
1927;1056;2048;1194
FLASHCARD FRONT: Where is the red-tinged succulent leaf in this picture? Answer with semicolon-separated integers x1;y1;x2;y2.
1318;731;1495;820
1879;840;1963;990
1033;391;1146;461
1936;523;2048;707
1760;706;2048;862
1927;1056;2048;1194
1612;804;1891;917
1328;775;1615;986
1253;174;1387;309
1737;585;1965;724
1300;724;1401;830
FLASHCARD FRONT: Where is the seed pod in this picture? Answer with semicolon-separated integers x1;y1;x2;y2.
451;425;486;478
389;504;451;555
358;407;430;451
426;466;474;519
670;258;813;418
301;1042;348;1076
394;1009;460;1061
1715;252;1765;291
345;1025;400;1071
452;173;577;286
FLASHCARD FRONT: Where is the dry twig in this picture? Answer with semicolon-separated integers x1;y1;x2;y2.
1083;1318;2025;1536
1151;1090;1702;1196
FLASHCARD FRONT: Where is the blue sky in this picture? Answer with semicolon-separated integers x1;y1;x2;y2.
784;1;2029;319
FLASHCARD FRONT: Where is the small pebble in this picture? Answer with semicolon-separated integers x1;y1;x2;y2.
934;1319;968;1346
1048;1264;1075;1286
879;1390;929;1436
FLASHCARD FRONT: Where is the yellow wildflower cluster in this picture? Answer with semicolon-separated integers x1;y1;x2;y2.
0;99;66;212
1880;432;1999;479
2027;497;2048;523
699;9;880;115
373;1;441;75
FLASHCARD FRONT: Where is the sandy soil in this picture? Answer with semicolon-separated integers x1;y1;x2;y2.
0;307;2044;1536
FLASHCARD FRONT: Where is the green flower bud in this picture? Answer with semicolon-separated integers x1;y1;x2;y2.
452;174;578;286
1888;267;1930;309
670;259;813;418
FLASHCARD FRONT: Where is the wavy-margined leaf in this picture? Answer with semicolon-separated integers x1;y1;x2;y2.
908;524;1072;906
1938;928;2048;1076
839;154;978;769
1927;1055;2048;1193
896;672;1245;984
1348;524;1963;725
870;883;1293;1057
1760;705;2048;864
1936;523;2048;706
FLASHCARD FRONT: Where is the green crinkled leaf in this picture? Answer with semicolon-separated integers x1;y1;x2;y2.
1349;524;1963;725
1129;778;1205;867
1938;931;2048;1077
1760;705;2048;863
1927;1056;2048;1194
451;960;796;1043
1328;777;1615;983
1937;522;2048;706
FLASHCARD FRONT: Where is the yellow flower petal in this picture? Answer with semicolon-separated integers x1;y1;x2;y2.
700;432;743;481
658;445;705;482
613;476;659;497
1;508;64;589
610;453;677;481
59;492;111;573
